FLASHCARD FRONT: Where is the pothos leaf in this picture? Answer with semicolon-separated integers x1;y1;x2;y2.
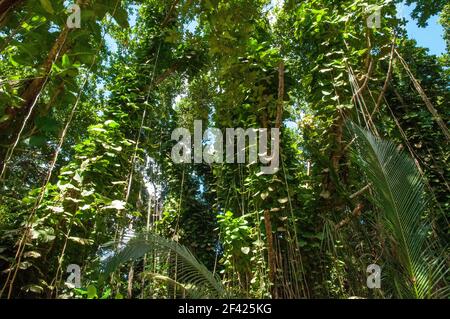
62;54;71;68
87;285;97;299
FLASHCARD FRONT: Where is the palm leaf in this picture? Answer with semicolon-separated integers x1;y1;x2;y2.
102;232;228;298
348;122;448;298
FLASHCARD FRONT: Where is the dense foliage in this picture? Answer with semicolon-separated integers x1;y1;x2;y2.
0;0;448;299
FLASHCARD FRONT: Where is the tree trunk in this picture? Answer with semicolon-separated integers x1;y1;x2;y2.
127;263;135;299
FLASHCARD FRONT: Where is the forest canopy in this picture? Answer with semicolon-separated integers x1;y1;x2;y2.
0;0;448;299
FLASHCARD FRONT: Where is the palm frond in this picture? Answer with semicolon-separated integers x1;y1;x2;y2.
348;122;448;298
102;232;229;298
141;272;216;299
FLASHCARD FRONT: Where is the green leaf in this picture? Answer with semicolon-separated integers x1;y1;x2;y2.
0;114;12;123
240;247;250;255
100;288;112;299
68;237;93;245
79;204;91;211
35;116;59;133
28;136;46;147
87;285;97;299
348;122;448;298
105;120;120;128
103;232;229;298
62;54;71;68
9;55;20;67
22;284;43;294
23;251;41;258
39;0;54;14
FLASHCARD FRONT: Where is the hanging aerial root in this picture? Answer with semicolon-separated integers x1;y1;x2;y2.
395;49;450;141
